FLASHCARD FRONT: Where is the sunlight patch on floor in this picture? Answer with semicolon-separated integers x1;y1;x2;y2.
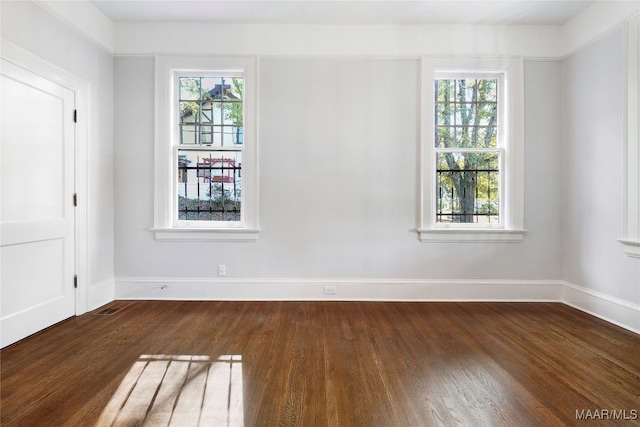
95;354;243;427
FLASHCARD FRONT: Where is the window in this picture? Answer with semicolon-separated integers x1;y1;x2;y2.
435;77;501;224
154;56;258;241
419;57;525;242
177;76;243;223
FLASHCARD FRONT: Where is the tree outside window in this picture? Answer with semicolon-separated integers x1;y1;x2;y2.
435;78;501;224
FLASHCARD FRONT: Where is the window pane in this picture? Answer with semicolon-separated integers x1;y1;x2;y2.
180;102;198;121
223;102;240;125
180;124;198;145
461;79;478;100
209;103;223;125
200;126;213;144
436;151;500;224
477;79;498;102
435;79;455;103
475;127;497;149
212;127;223;145
200;103;214;124
454;102;477;125
177;150;242;222
434;78;498;149
436;126;455;148
223;126;244;145
436;103;454;127
478;103;497;127
227;78;243;100
201;77;223;100
178;77;243;147
179;77;200;101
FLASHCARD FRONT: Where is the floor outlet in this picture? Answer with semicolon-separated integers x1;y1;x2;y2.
324;286;337;295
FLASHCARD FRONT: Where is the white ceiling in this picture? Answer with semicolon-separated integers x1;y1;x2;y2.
90;0;596;26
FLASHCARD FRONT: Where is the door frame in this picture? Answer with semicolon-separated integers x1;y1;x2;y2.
1;40;89;316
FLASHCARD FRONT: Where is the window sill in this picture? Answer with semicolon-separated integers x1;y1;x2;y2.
618;239;640;258
418;228;527;243
152;228;260;242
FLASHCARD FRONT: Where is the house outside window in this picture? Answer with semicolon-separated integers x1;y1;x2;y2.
177;76;243;222
153;56;258;241
419;57;526;242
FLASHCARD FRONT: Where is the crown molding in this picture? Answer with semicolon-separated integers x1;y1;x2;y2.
33;0;115;54
562;1;640;58
30;1;640;59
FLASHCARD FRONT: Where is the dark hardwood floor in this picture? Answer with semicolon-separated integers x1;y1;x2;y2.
1;301;639;426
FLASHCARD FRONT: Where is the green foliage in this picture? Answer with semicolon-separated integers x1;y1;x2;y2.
179;77;204;117
435;78;497;149
178;192;241;221
206;183;240;214
179;77;243;127
224;78;243;126
435;78;500;223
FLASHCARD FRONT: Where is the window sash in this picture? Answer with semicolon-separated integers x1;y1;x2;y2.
174;147;243;227
154;55;258;241
173;72;245;226
433;75;505;228
434;148;503;227
418;57;525;242
178;75;244;147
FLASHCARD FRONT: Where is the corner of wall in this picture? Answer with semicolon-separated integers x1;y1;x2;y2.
89;278;116;311
561;1;639;57
561;281;640;334
33;0;115;54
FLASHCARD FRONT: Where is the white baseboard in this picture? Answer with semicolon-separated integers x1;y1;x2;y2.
114;277;562;302
561;281;640;334
88;278;115;311
114;277;639;334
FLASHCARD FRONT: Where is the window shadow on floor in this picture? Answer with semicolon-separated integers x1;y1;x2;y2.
95;354;244;427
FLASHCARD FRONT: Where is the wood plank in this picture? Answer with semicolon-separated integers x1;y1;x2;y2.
169;356;209;427
144;356;190;427
1;301;639;426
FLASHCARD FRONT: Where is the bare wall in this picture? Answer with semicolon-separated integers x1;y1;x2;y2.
562;27;640;305
114;57;563;283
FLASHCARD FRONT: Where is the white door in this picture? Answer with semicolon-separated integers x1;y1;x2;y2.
1;59;76;348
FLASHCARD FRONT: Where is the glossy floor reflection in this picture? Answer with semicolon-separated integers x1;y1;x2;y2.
95;354;243;427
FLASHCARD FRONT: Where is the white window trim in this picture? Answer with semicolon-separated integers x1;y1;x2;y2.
153;55;259;242
620;14;640;258
418;56;526;243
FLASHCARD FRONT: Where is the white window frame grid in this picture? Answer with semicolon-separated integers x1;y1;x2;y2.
153;56;259;241
175;71;243;228
433;73;505;228
419;57;526;243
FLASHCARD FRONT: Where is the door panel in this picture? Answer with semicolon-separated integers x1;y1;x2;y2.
1;239;65;315
1;59;76;348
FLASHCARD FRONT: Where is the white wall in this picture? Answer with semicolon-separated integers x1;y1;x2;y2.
1;1;115;308
562;27;640;306
3;0;637;331
114;56;563;283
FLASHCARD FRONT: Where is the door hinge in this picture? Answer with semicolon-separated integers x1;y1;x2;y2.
74;275;78;288
73;110;77;123
73;193;77;207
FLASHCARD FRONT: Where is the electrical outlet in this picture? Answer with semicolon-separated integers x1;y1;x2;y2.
218;265;226;276
324;285;337;295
